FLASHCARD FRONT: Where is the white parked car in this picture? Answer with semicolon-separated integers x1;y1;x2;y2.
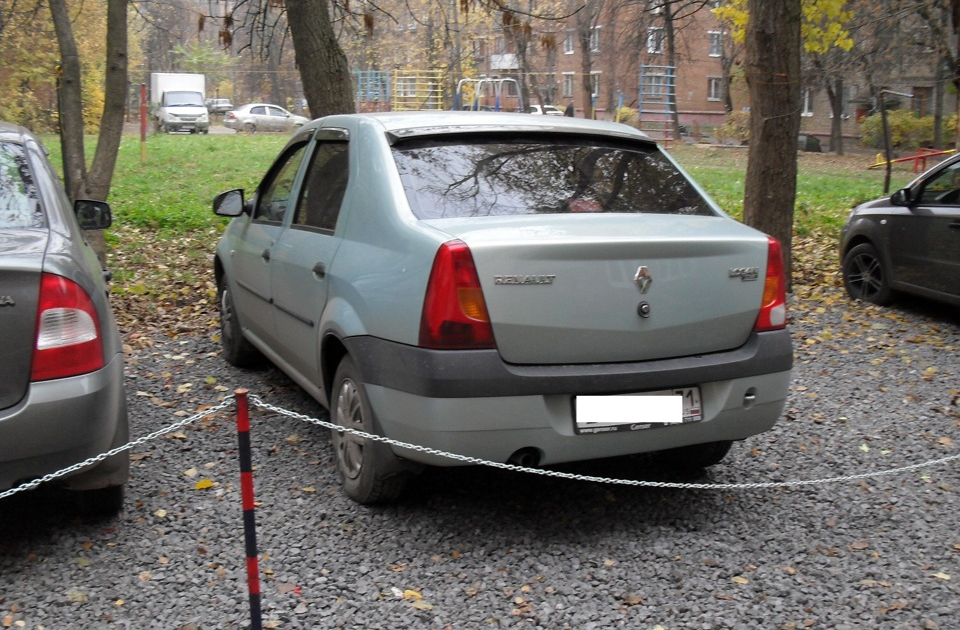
223;103;309;133
528;104;564;116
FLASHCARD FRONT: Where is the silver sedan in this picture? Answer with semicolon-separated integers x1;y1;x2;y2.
0;121;129;514
213;112;793;504
223;103;309;133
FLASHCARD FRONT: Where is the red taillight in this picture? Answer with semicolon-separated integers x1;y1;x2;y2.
754;236;788;332
419;240;496;349
30;273;105;381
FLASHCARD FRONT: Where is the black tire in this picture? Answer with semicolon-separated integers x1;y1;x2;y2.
75;485;124;517
218;276;263;368
657;440;733;470
243;122;256;133
331;357;415;504
842;242;893;305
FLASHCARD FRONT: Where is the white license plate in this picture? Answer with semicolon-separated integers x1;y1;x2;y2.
575;387;702;434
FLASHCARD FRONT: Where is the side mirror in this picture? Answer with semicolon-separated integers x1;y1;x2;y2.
74;200;112;230
889;188;912;206
213;189;246;217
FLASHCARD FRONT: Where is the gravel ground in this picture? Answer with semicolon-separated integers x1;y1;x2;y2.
1;286;959;630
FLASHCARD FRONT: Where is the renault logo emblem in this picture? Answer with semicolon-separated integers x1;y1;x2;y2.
634;266;652;294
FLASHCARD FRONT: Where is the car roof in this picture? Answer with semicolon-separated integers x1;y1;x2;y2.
0;120;32;144
302;111;654;145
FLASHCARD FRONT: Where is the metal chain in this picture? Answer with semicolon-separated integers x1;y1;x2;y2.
4;391;957;501
0;396;237;501
249;394;960;491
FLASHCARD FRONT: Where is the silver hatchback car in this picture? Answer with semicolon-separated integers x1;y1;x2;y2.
213;112;792;503
0;122;129;514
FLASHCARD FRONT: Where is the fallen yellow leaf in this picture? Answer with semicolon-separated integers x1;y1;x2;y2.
732;576;749;585
194;478;214;490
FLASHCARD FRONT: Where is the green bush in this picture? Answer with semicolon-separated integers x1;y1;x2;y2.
714;110;750;145
859;110;957;150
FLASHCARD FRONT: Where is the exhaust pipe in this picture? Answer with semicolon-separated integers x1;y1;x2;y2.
507;448;541;468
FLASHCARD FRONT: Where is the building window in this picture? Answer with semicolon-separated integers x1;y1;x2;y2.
647;28;664;54
913;87;932;117
590;26;601;53
708;31;722;57
802;88;813;116
563;73;574;98
707;77;722;101
591;71;601;98
564;31;575;54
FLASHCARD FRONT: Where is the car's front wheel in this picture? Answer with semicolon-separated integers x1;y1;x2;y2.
218;276;263;368
842;242;893;305
331;357;416;504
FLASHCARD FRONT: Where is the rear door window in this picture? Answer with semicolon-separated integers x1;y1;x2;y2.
0;141;43;229
392;135;715;219
293;142;349;232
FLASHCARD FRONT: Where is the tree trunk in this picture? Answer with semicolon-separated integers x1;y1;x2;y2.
826;77;844;156
287;0;355;117
86;0;127;200
743;0;801;290
49;0;85;202
50;0;128;267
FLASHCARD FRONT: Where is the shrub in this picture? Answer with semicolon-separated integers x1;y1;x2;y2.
714;110;750;145
614;107;638;126
859;110;957;150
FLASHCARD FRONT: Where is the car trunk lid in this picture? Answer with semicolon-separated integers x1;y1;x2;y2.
424;214;770;365
0;230;46;410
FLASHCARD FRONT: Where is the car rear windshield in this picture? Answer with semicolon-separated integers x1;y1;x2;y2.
392;134;716;219
0;141;43;229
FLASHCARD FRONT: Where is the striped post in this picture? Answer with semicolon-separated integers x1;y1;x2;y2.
235;389;263;630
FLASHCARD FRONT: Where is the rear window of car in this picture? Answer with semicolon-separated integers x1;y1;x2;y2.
0;141;43;229
392;135;715;219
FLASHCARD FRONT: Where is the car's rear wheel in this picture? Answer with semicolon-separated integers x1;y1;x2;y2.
657;440;733;470
842;242;893;305
332;357;415;504
218;276;263;368
243;122;256;133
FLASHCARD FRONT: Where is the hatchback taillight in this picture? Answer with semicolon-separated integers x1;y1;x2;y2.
31;273;105;381
754;236;788;332
419;240;496;349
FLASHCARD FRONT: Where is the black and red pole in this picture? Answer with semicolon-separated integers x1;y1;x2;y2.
235;389;263;630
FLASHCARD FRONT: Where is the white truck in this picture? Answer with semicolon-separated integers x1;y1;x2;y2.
150;73;209;134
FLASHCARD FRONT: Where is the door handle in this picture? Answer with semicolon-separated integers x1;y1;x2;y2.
312;262;326;278
950;221;960;230
261;248;271;261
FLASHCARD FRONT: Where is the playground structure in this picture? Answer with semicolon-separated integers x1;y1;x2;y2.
868;147;956;173
454;77;524;112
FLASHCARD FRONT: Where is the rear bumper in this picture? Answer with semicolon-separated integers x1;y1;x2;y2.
344;330;793;466
0;352;129;490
